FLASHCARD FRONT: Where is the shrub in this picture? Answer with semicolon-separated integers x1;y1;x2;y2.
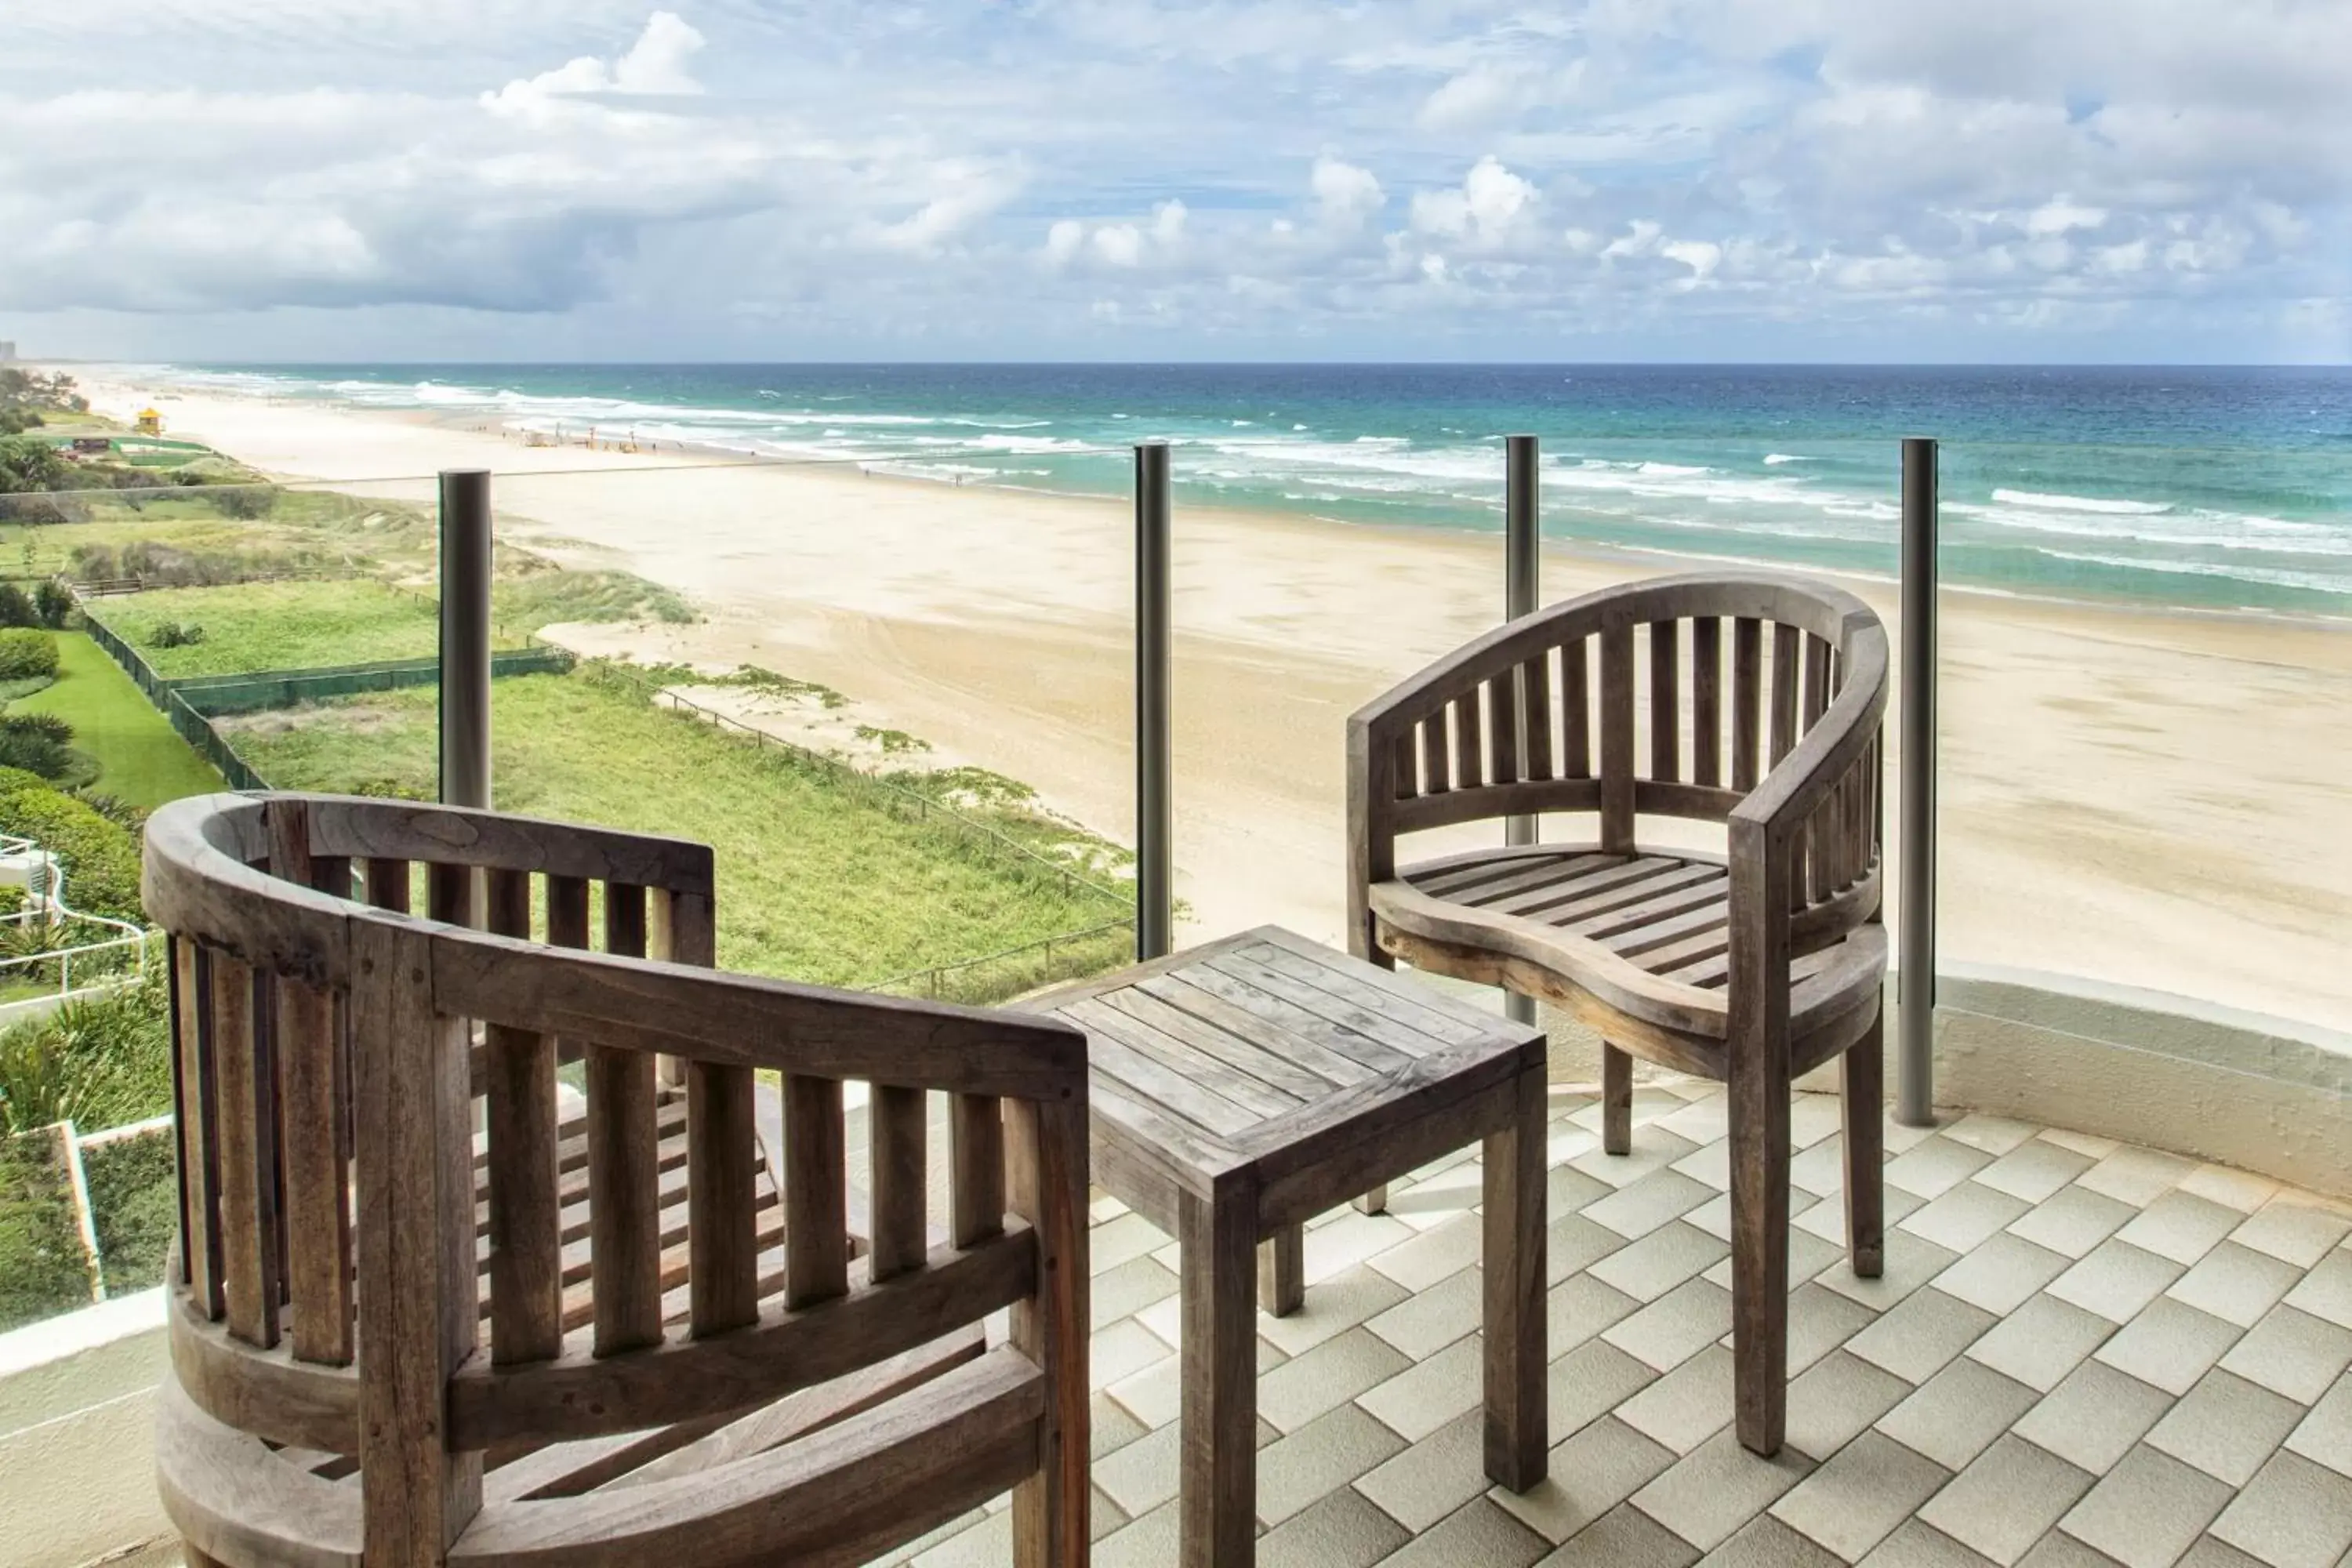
34;579;73;629
0;585;37;629
0;626;60;681
211;485;278;520
0;1130;94;1329
0;768;144;920
82;1125;177;1292
148;621;205;648
0;968;172;1137
0;714;77;782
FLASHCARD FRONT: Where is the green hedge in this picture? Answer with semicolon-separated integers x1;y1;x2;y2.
0;1128;94;1330
0;765;143;921
0;628;60;682
82;1124;176;1294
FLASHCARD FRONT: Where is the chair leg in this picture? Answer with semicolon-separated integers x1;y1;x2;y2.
1601;1041;1632;1156
1258;1226;1303;1316
1842;1010;1886;1279
1353;1185;1388;1214
1727;1033;1791;1457
1180;1184;1258;1568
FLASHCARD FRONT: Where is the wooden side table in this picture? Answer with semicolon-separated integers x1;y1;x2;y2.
1037;927;1548;1566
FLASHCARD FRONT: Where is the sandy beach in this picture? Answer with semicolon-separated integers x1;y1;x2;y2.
78;374;2352;1033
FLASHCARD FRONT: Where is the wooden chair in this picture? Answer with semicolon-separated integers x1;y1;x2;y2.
1346;572;1889;1456
147;791;1091;1567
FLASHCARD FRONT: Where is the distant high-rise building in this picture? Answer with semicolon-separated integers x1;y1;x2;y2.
0;343;16;363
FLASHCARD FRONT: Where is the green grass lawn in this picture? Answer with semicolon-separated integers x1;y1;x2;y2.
222;671;1131;990
93;579;524;678
12;633;224;808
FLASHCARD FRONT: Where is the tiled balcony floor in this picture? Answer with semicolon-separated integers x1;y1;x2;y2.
895;1082;2352;1568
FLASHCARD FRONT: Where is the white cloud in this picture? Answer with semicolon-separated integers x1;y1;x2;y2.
1410;156;1538;244
1152;199;1188;243
1311;158;1385;229
1417;63;1571;132
1092;225;1144;266
2024;198;2106;237
1044;219;1086;265
482;11;706;113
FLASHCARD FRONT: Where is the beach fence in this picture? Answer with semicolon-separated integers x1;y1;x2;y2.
74;605;273;789
0;1112;178;1327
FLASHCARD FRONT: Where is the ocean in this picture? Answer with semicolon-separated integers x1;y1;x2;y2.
154;363;2352;618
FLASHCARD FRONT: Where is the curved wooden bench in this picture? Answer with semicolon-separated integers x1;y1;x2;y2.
147;792;1091;1567
1347;572;1889;1457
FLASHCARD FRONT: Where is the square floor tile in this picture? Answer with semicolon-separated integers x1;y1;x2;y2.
1966;1293;2118;1393
1787;1348;1913;1462
1572;1128;1700;1190
1257;1266;1410;1356
2093;1298;2245;1396
2012;1186;2140;1261
2171;1539;2266;1568
1709;1515;1847;1566
1918;1435;2096;1567
1548;1213;1631;1284
1584;1170;1718;1240
2117;1190;2247;1268
2177;1165;2281;1216
1905;1182;2034;1255
1668;1138;1730;1193
1528;1501;1699;1567
2284;1374;2352;1480
1547;1338;1661;1443
1374;1495;1550;1568
1860;1519;2005;1567
1368;1264;1483;1360
1258;1486;1408;1568
2059;1444;2233;1568
1367;1210;1485;1292
2077;1147;2196;1209
2170;1241;2307;1330
1092;1417;1181;1518
1789;1132;1851;1198
1703;1227;1845;1297
1848;1287;1998;1385
2219;1305;2352;1404
1255;1403;1406;1527
1592;1221;1730;1304
1936;1233;2074;1316
1977;1142;2100;1206
2014;1360;2176;1475
1820;1231;1962;1312
1780;1280;1883;1375
2209;1450;2352;1568
1260;1326;1413;1434
1799;1181;1929;1250
2230;1201;2352;1270
1549;1272;1642;1354
2148;1369;2305;1486
2285;1249;2352;1331
1944;1114;2041;1157
2049;1241;2185;1326
1632;1427;1814;1552
1358;1330;1484;1443
1492;1415;1675;1544
1615;1344;1735;1455
1773;1430;1953;1562
1605;1278;1735;1373
1549;1164;1614;1221
1881;1357;2042;1472
1887;1137;1999;1201
1355;1406;1490;1532
2018;1533;2128;1566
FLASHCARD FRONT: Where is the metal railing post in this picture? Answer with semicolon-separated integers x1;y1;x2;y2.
1503;435;1541;1027
1898;438;1938;1125
1135;442;1174;961
438;470;493;811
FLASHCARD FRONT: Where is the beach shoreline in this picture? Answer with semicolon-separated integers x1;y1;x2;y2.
63;368;2352;1032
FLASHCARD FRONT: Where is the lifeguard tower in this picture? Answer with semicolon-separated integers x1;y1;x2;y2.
135;408;163;435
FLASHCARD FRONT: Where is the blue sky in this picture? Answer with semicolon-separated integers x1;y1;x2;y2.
3;1;2347;362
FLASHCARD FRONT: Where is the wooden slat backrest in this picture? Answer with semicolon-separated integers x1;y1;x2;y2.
147;790;1089;1549
1348;573;1889;954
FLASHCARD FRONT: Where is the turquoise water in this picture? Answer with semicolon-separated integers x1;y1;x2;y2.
161;363;2352;617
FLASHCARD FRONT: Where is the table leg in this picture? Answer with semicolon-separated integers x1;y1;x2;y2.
1482;1062;1548;1490
1181;1182;1259;1568
1258;1227;1303;1317
1352;1185;1389;1215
